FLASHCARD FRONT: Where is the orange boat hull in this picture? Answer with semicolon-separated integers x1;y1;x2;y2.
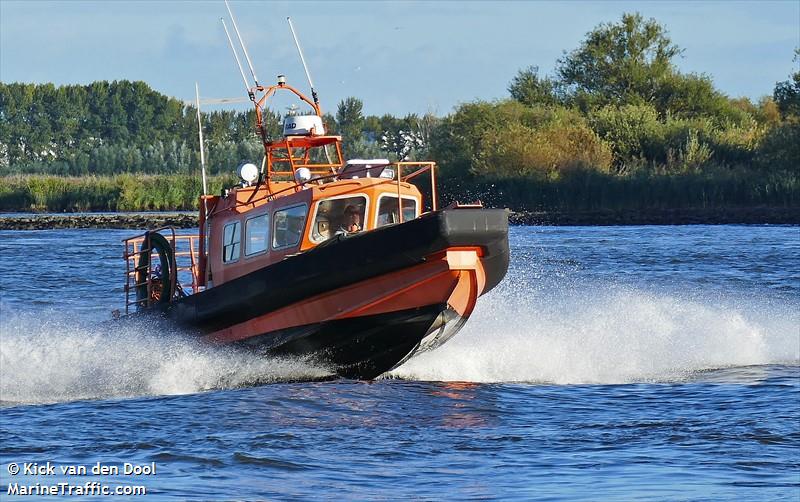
136;208;509;379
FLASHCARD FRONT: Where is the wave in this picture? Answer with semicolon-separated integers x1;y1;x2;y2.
0;310;332;405
390;278;800;384
2;278;798;404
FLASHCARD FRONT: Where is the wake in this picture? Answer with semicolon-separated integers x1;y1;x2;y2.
0;310;332;405
2;279;798;404
390;278;800;384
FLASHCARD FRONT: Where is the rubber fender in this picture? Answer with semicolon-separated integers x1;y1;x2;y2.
135;232;176;308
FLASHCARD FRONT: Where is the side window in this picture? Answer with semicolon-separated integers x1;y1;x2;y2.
310;195;367;243
273;205;308;249
222;221;241;263
245;214;269;256
377;196;417;227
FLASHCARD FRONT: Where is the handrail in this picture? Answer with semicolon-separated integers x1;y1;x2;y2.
264;134;344;187
397;161;437;212
122;229;203;314
213;161;438;217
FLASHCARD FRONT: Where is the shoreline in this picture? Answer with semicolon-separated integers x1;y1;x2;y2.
0;207;798;230
508;207;800;226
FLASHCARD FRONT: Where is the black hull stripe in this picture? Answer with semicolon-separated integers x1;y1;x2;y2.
165;208;509;334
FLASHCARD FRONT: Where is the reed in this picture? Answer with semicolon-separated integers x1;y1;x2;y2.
0;175;237;212
438;167;799;211
1;169;796;214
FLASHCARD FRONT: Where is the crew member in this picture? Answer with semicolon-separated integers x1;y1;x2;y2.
341;205;362;233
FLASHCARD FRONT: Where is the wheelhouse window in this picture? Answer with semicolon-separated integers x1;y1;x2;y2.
245;213;269;256
310;195;368;243
376;195;418;227
273;205;308;249
222;221;241;263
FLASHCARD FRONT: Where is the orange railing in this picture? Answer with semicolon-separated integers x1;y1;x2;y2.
122;228;202;314
396;161;438;221
224;160;439;216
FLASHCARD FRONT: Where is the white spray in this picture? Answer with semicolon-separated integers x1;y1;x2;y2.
390;278;800;384
0;310;332;405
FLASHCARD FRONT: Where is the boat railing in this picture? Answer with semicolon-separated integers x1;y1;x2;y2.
230;160;439;217
122;228;203;314
264;135;344;182
395;161;438;220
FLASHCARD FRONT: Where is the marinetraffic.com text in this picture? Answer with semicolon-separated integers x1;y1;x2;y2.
4;461;152;497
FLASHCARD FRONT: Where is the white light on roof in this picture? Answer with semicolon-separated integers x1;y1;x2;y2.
238;162;259;184
294;167;312;184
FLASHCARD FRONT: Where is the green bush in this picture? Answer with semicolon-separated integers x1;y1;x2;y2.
472;121;612;178
756;121;800;171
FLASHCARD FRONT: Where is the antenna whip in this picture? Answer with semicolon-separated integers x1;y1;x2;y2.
287;17;319;106
225;0;259;86
221;18;252;98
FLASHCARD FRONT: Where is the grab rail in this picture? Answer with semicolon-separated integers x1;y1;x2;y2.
218;160;438;217
122;228;203;314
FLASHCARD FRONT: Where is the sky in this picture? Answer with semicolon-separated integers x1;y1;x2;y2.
1;0;798;116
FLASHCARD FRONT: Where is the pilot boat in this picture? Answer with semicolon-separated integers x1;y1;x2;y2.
120;13;509;379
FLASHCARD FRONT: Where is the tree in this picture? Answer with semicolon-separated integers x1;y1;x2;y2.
0;80;277;175
774;48;800;120
380;129;425;161
758;49;800;172
557;13;682;108
653;72;749;125
754;97;781;126
508;66;561;107
335;97;365;159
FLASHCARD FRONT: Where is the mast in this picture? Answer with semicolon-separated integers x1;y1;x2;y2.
217;7;343;192
195;82;209;219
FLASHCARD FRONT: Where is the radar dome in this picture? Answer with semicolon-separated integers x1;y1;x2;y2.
283;115;325;136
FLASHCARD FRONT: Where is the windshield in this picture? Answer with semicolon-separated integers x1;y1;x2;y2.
311;195;367;242
377;195;417;227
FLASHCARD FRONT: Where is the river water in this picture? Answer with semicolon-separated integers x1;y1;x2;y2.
1;225;798;500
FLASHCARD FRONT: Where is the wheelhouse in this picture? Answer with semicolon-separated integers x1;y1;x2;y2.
201;172;433;287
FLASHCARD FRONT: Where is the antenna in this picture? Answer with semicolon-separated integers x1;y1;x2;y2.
286;17;331;164
224;0;259;87
221;18;252;97
195;82;209;220
287;16;319;106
